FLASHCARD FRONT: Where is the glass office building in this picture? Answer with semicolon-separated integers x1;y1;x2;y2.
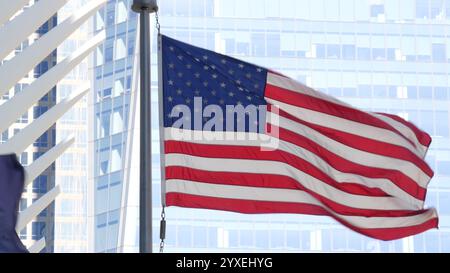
90;0;139;252
91;0;450;252
54;0;91;253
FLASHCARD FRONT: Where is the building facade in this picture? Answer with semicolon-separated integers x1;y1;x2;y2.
54;0;91;253
90;0;139;252
0;1;57;252
91;0;450;252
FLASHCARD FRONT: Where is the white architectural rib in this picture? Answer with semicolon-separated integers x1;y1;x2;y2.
0;89;89;155
0;0;70;60
16;186;61;232
24;137;75;187
0;0;106;97
0;0;29;27
0;31;104;133
28;238;46;253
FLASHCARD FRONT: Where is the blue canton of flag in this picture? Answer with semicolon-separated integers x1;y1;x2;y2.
161;35;268;133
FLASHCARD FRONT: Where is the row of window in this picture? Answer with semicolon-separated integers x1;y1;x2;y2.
322;85;449;100
156;225;450;252
159;0;450;21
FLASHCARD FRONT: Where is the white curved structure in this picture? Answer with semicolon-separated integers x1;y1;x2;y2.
0;0;106;97
0;88;89;155
25;137;76;187
0;32;105;133
0;0;70;60
0;0;106;252
0;0;29;26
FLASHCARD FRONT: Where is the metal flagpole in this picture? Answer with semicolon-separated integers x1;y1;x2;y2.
131;0;158;254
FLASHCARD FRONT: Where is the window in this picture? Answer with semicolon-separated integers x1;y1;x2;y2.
128;37;135;56
370;4;385;17
20;228;27;240
191;0;205;16
239;230;253;247
327;45;340;59
100;111;111;137
20;198;27;212
1;130;8;143
270;230;285;248
432;44;446;62
38;22;49;34
357;48;370;60
416;0;430;18
328;88;342;97
435;111;449;137
358;85;372;98
342;45;355;60
373;86;387;98
178;226;192;247
20;152;28;165
96;213;107;228
106;9;115;26
108;209;120;226
420;110;434;135
116;0;127;24
388;86;398;98
372;48;386;60
438;192;450;214
251;33;266;56
103;88;112;98
100;160;109;175
34;106;48;119
434;87;448;100
255;230;269;248
387;48;396;60
267;34;280;57
343;88;357;97
34;132;48;148
175;0;190;16
193;227;207;247
332;229;347;250
115;37;126;60
286;231;300;249
418;86;433;99
315;44;326;58
407;86;418;99
104;45;114;63
32;222;46;240
447;0;450;18
236;42;249;55
430;0;445;18
33;176;47;194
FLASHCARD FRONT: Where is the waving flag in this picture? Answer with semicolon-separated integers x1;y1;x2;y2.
159;35;438;241
0;154;28;253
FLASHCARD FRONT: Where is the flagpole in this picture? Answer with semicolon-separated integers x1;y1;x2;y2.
132;0;158;254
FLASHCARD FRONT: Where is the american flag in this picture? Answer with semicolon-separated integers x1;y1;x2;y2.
159;35;438;241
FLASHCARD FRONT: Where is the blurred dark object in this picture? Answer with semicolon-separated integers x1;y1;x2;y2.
0;154;29;253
